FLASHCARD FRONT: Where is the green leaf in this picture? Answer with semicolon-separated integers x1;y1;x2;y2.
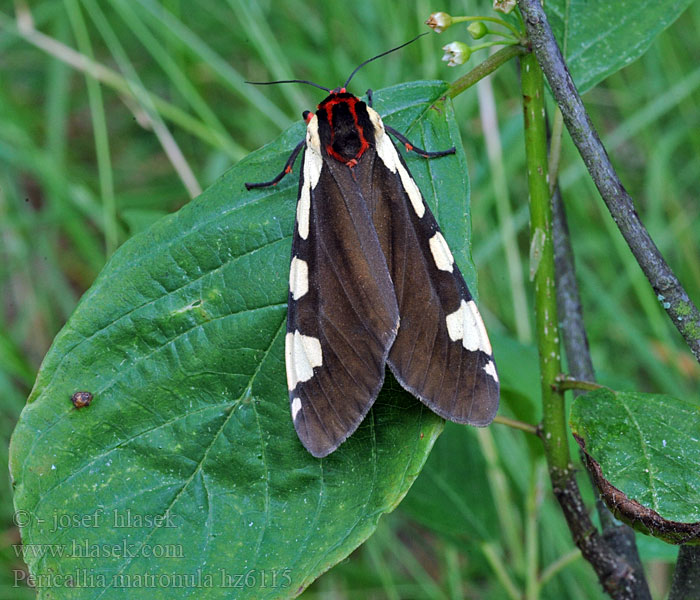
9;81;476;598
547;0;696;93
570;389;700;544
402;424;497;544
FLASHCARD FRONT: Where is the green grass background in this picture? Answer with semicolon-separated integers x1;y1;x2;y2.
1;0;699;598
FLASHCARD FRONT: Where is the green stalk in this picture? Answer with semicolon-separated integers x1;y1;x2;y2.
451;15;523;39
520;53;570;484
446;44;527;99
556;379;605;393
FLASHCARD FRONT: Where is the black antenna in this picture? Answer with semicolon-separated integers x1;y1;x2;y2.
343;33;428;88
246;34;429;94
245;79;331;92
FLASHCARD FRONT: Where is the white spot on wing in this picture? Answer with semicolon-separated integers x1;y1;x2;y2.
289;256;309;300
285;330;323;390
305;115;321;159
445;302;464;343
483;360;499;383
429;232;454;272
297;183;311;240
445;300;493;354
291;397;302;420
367;106;425;218
298;116;323;240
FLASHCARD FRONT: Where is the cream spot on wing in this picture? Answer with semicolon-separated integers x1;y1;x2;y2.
445;302;464;343
483;360;499;383
289;256;308;300
297;116;323;240
285;330;323;390
297;182;311;240
445;300;493;354
367;106;385;138
305;114;321;158
396;161;425;217
367;106;425;218
429;231;454;272
291;397;302;420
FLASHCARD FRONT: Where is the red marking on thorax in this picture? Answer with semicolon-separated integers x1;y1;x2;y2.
319;93;370;166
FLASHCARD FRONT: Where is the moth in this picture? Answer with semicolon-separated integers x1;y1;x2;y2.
246;38;499;457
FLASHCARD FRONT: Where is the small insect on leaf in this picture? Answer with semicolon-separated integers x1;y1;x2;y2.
71;391;93;409
245;36;499;458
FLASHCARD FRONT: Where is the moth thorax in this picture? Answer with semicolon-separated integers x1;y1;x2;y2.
318;96;375;164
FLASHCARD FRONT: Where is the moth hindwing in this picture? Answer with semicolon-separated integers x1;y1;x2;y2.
245;87;499;457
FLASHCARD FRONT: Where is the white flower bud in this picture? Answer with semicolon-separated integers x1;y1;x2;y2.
493;0;517;14
425;12;453;33
441;42;471;66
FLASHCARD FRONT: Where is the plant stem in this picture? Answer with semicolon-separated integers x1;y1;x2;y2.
669;546;700;600
555;378;604;393
517;0;700;363
446;44;527;98
493;415;538;435
521;49;642;600
471;40;521;53
551;186;651;599
482;28;520;40
452;15;523;39
521;52;568;481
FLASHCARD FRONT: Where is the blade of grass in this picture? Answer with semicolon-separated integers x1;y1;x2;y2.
476;428;524;574
481;541;521;600
444;544;462;600
538;548;582;591
364;534;400;600
477;73;531;343
133;0;291;129
110;0;243;159
0;10;238;157
64;0;118;256
375;524;447;600
226;0;308;110
524;460;545;600
80;0;201;198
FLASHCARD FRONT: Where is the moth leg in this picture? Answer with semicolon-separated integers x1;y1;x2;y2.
384;125;455;158
244;138;306;190
366;88;374;108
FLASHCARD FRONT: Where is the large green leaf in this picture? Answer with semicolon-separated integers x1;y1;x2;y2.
402;423;497;544
570;389;700;544
547;0;695;93
9;81;477;598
